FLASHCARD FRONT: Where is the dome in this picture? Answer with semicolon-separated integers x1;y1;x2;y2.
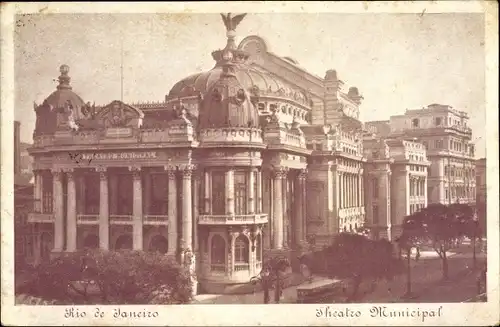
34;65;86;134
44;65;86;113
167;66;308;105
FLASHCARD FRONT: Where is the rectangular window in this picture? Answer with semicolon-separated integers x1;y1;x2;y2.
372;205;379;224
85;174;100;215
150;173;168;215
234;171;247;215
211;171;226;215
42;173;53;213
372;178;379;198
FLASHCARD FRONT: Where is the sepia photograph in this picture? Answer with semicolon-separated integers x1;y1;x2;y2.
2;2;498;326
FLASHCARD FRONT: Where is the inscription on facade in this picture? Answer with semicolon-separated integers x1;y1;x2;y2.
81;151;158;161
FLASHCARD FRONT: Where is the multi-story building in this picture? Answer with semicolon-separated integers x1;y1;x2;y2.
363;125;430;240
26;15;366;294
388;104;476;206
475;158;486;235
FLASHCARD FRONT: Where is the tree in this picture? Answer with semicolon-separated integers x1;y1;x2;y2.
250;255;291;304
21;249;194;304
323;233;404;302
419;203;462;280
397;213;426;297
449;202;480;268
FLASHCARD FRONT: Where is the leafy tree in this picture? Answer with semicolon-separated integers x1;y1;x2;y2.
419;203;462;280
21;249;193;304
449;202;480;268
250;255;291;304
397;213;427;297
322;233;404;302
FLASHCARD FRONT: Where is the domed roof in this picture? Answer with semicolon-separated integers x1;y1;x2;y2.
34;65;87;134
42;65;86;121
167;65;307;105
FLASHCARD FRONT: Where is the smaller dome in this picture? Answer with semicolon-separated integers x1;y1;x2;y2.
34;65;86;135
43;65;86;119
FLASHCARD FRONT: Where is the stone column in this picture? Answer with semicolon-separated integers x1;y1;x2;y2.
256;169;262;213
225;168;235;215
130;166;143;251
98;168;109;250
227;228;238;276
143;171;151;216
342;173;347;208
66;170;77;252
424;176;428;207
358;170;363;207
166;166;177;256
248;169;255;214
295;169;307;248
204;170;211;214
282;175;289;248
272;167;286;249
52;169;64;252
34;171;42;212
182;165;194;252
193;171;200;252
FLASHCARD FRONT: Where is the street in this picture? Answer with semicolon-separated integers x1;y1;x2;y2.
193;245;486;304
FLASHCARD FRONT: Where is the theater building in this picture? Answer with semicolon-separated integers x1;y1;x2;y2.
27;15;366;293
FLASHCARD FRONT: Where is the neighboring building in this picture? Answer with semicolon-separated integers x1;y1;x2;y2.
476;158;486;235
26;15;366;294
363;130;430;240
14;121;35;268
388;104;476;206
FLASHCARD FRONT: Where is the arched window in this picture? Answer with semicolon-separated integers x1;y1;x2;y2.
210;234;226;265
149;235;168;254
411;118;419;128
83;234;99;249
256;234;262;262
234;235;249;264
115;234;132;250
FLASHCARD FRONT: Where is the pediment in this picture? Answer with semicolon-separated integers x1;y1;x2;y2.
95;100;144;129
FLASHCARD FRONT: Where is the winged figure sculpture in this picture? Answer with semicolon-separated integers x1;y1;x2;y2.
220;13;247;31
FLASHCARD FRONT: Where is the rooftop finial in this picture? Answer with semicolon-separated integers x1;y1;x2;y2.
57;64;72;90
220;13;246;50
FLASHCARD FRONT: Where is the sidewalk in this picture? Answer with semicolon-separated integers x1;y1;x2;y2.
192;249;485;304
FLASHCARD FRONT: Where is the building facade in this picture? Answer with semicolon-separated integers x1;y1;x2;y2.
475;158;486;235
362;128;430;240
26;16;366;294
387;104;476;206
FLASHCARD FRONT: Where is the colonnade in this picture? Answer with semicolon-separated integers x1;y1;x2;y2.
338;172;363;208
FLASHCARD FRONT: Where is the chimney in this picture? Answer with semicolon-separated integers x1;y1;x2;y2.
14;120;21;175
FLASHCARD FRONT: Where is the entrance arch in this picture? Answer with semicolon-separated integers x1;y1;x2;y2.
83;234;99;249
115;234;132;250
148;235;168;254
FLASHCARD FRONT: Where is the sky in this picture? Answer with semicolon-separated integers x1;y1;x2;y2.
14;12;485;157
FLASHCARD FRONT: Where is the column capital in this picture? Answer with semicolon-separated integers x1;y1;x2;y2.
95;166;107;173
181;164;196;178
67;171;75;182
298;168;308;180
272;166;289;179
99;171;108;181
51;169;63;179
129;167;142;180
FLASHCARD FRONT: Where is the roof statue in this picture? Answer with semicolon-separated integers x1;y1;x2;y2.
220;13;247;32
